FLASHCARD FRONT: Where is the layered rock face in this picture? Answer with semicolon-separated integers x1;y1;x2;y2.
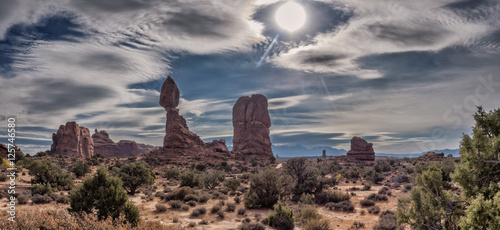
160;76;222;153
347;136;375;161
51;121;94;158
232;94;272;156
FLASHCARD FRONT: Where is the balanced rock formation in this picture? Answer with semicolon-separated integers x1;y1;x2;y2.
347;136;375;161
160;76;204;150
232;94;272;156
51;121;94;158
92;129;156;157
159;76;226;154
418;151;445;161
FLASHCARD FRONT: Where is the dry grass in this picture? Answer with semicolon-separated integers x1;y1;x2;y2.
0;208;182;230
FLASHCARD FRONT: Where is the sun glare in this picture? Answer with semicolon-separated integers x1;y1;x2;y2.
275;1;306;32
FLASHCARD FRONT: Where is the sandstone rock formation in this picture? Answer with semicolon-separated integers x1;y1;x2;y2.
347;136;375;161
159;76;227;154
92;129;155;157
51;121;94;158
418;151;445;161
160;76;204;150
0;143;21;158
232;94;272;156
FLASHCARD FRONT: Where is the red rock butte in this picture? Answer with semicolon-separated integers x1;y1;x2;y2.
51;121;94;158
346;136;375;161
232;94;273;157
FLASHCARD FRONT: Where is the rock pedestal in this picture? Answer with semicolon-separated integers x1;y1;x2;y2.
51;121;94;158
232;94;273;156
346;136;375;161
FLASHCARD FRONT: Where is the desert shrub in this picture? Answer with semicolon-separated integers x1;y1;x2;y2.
304;218;331;230
226;202;236;212
48;192;59;201
360;199;375;207
244;168;292;209
186;200;197;207
194;207;207;215
70;161;91;178
352;221;365;229
238;208;246;215
199;219;209;225
235;196;241;204
217;210;225;218
238;222;266;230
368;206;381;214
190;209;201;217
200;170;225;189
211;204;222;214
283;158;327;200
299;193;315;205
17;195;29;205
225;178;241;192
156;204;167;213
374;211;402;230
392;174;410;184
199;193;210;203
168;200;183;209
0;172;7;182
31;183;53;195
32;194;53;204
28;160;73;190
164;187;194;201
163;167;180;179
367;193;388;201
296;205;321;223
267;201;294;230
315;190;350;204
375;161;391;173
326;200;354;212
378;187;390;195
69;168;140;225
404;184;412;190
363;183;372;191
56;195;70;204
195;164;207;171
118;162;155;195
183;193;199;202
364;169;384;184
181;205;189;211
179;171;200;188
155;191;165;198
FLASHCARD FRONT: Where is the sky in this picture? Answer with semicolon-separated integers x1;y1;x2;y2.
1;0;499;155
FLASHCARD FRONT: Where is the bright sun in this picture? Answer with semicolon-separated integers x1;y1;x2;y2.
275;1;306;32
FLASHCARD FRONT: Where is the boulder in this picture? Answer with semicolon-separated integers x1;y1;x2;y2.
232;94;273;156
51;121;94;158
346;136;375;161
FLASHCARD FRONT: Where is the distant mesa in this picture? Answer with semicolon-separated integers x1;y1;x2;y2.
157;76;229;157
51;121;94;158
346;136;375;161
418;151;445;161
232;94;273;157
92;129;158;157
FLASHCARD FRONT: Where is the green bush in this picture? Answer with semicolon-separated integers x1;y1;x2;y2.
211;205;222;214
17;195;29;205
70;161;91;178
368;206;381;214
69;167;139;225
239;222;266;230
164;187;194;201
315;190;350;204
186;200;197;207
244;168;292;209
200;170;225;189
32;194;53;204
56;195;70;204
360;199;375;207
28;160;73;190
179;171;200;188
226;202;236;212
156;204;167;213
374;211;402;230
118;162;155;195
267;201;294;230
237;208;246;215
296;205;321;223
163;167;180;179
224;178;241;192
31;183;53;195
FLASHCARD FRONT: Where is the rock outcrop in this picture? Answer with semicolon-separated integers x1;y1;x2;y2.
159;76;228;155
418;151;445;161
92;129;158;157
232;94;273;156
0;143;21;158
346;136;375;161
51;121;94;158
